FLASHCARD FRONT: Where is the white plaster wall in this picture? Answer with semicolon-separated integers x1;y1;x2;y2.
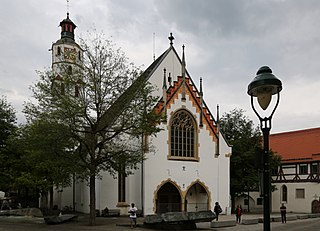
143;90;231;215
148;48;187;98
272;182;319;213
127;164;142;209
61;186;73;209
74;180;89;213
96;171;119;211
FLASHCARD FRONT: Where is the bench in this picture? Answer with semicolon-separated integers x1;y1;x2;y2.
242;218;259;225
211;220;236;228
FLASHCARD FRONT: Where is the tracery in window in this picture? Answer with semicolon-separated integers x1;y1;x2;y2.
170;109;196;159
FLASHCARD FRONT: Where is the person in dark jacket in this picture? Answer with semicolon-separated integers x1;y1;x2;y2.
280;203;287;223
214;202;222;221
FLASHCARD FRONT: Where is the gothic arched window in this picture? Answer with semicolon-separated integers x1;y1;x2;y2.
281;185;287;202
169;109;197;160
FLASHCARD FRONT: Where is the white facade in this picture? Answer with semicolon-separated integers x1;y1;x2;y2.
272;182;319;213
51;15;232;216
268;128;320;214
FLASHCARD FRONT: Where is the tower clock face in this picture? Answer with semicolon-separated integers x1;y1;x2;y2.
64;47;77;61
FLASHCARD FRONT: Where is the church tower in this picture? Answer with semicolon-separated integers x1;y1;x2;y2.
51;13;83;96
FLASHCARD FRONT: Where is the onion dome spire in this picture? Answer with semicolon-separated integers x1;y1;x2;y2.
59;12;77;40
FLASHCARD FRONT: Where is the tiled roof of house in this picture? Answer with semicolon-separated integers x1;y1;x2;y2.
269;127;320;163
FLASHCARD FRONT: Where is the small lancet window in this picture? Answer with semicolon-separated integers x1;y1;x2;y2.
57;47;61;56
282;185;287;202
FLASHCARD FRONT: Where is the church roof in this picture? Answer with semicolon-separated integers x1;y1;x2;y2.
269;127;320;163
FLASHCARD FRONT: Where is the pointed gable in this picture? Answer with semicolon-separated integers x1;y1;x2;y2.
154;75;218;141
146;44;219;142
270;127;320;163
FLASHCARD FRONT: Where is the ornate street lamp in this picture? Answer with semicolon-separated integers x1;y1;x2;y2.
247;66;282;231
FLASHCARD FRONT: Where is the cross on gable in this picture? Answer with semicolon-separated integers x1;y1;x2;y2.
168;33;174;46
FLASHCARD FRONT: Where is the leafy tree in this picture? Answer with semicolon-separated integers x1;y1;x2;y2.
24;33;161;225
0;96;17;149
16;120;78;208
0;96;17;192
220;108;281;211
219;108;261;210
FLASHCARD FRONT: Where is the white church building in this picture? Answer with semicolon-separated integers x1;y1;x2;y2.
51;13;232;216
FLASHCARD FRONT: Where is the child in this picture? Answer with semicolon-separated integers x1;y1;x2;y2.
128;203;138;228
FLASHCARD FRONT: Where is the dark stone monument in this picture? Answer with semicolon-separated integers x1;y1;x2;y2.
144;211;215;230
44;214;78;225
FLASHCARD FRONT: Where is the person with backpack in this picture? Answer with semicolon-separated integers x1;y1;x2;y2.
214;201;222;221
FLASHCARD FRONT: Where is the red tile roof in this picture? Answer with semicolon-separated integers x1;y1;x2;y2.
269;128;320;163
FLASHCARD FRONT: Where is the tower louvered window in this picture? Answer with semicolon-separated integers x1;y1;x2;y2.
170;110;197;159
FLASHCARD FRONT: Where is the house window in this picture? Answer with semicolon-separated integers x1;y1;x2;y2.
169;109;197;160
311;163;318;174
296;189;305;199
257;198;263;205
299;164;308;175
281;185;287;202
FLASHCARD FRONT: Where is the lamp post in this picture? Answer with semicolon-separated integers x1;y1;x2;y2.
247;66;282;231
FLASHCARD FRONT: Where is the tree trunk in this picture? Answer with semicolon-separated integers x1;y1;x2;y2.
50;186;53;209
89;173;96;226
231;194;235;213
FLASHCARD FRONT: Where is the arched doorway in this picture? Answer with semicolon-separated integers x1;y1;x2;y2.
311;200;320;213
185;183;209;212
156;182;181;214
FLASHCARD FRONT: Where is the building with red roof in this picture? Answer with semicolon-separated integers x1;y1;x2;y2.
270;127;320;213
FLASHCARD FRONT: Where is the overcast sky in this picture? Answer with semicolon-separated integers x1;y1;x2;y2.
1;0;320;134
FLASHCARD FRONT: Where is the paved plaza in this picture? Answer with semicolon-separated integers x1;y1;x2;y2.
0;213;320;231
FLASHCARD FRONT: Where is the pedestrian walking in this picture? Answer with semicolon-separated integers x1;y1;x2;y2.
214;201;222;221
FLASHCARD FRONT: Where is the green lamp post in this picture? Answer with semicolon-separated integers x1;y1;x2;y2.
247;66;282;231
